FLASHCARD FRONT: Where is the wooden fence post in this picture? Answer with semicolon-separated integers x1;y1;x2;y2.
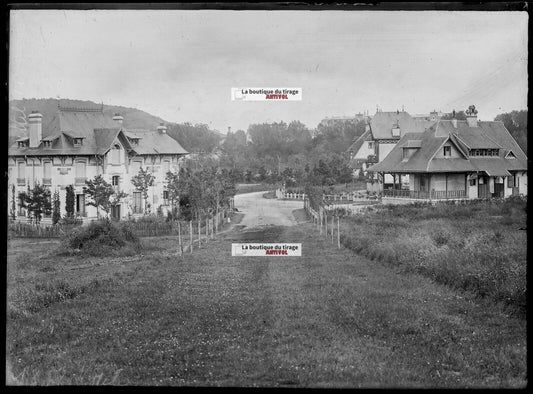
189;220;193;253
337;216;340;249
331;215;334;243
198;218;201;248
319;209;322;235
178;221;182;255
324;211;328;239
206;217;209;242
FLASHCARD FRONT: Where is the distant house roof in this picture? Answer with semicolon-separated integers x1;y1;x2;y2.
369;111;435;140
8;107;188;157
347;129;372;153
368;119;527;175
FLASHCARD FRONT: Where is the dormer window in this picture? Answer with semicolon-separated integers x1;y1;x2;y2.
506;151;516;159
73;138;83;147
43;141;52;148
443;146;451;157
130;138;140;146
18;140;28;148
391;124;401;138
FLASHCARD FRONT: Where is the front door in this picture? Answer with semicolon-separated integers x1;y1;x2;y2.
478;176;489;198
494;180;504;198
111;204;121;221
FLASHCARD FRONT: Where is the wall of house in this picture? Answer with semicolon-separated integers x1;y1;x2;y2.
377;141;395;163
8;152;184;223
353;140;375;160
517;172;528;195
429;173;465;191
468;176;478;199
433;142;463;158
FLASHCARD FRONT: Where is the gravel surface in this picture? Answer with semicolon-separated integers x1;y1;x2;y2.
234;191;304;228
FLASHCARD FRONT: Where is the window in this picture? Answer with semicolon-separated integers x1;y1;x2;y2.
17;193;26;216
18;141;28;148
75;161;86;178
17;161;25;178
163;160;170;174
43;141;51;148
133;191;143;214
367;141;374;150
112;175;120;186
131;160;142;173
110;144;122;164
73;138;83;146
163;190;169;204
43;161;52;185
507;175;516;188
470;178;476;186
76;194;86;216
443;146;451;157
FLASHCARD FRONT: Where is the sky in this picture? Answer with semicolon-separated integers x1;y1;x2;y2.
9;9;528;133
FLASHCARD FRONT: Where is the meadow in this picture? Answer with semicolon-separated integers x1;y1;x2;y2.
338;197;527;315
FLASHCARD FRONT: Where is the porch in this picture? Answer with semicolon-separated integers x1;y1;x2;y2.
383;189;468;200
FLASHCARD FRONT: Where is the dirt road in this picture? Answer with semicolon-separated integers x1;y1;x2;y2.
234;191;304;228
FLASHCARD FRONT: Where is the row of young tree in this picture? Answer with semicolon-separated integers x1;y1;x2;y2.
10;166;236;225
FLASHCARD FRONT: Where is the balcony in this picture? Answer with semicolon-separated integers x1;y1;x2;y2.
17;178;25;186
383;189;468;200
42;178;52;186
75;177;87;186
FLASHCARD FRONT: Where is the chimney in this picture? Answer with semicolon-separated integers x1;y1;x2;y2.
228;126;232;134
157;123;167;133
451;109;457;128
28;111;43;148
466;105;478;127
112;113;124;125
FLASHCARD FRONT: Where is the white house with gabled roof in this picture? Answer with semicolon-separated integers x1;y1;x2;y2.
8;104;188;223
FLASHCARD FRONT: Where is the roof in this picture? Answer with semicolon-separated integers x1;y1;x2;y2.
9;107;188;157
368;119;527;175
369;111;435;140
347;129;372;153
125;130;189;155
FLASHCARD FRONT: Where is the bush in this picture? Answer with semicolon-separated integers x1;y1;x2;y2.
60;219;140;256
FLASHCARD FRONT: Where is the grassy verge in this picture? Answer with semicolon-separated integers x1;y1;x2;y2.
235;183;276;195
337;198;527;315
6;220;526;387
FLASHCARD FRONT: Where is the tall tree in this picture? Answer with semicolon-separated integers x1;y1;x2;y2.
65;185;75;218
495;110;527;153
52;190;61;224
10;184;16;221
83;174;115;218
19;183;52;224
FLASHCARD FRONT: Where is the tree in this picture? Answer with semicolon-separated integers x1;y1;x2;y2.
83;174;115;218
495;110;527;153
52;190;61;224
10;184;16;221
19;183;52;224
65;185;75;218
165;168;190;219
131;167;155;214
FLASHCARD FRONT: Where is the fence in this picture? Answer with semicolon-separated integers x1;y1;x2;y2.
8;208;232;246
304;199;341;249
8;222;82;238
275;189;306;200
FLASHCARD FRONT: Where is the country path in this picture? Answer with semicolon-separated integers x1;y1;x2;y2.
233;191;304;228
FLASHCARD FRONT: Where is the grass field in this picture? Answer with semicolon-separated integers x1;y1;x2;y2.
6;213;526;387
338;198;527;315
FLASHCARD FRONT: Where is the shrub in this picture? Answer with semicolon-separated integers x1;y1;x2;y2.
60;219;140;256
